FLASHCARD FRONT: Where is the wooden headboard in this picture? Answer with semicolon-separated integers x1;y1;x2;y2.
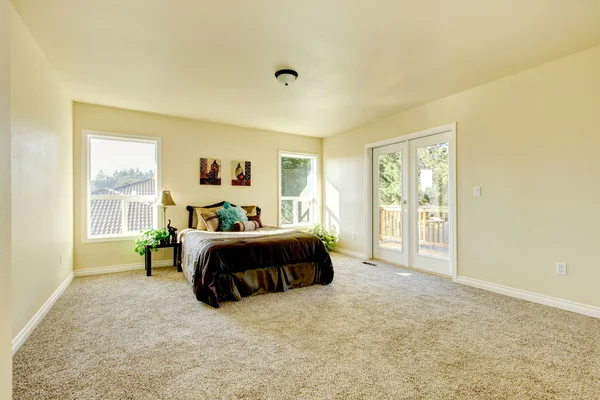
186;201;262;229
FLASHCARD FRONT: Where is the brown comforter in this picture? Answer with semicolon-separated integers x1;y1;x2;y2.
179;228;334;307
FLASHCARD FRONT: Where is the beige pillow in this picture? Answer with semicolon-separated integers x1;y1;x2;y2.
241;205;258;216
199;212;220;232
194;206;222;230
232;220;259;232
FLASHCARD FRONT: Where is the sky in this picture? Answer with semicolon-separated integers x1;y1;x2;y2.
90;137;157;178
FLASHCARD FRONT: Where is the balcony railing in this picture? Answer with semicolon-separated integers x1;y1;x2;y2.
379;205;449;254
417;206;449;255
280;196;316;226
379;206;403;249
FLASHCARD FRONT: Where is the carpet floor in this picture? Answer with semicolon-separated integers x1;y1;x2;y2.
13;253;600;399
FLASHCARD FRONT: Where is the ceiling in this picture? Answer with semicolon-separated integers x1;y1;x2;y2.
12;0;600;137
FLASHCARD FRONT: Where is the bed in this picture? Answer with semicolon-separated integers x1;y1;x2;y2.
180;202;334;307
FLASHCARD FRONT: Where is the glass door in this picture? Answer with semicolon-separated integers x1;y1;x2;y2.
409;132;453;276
372;142;409;266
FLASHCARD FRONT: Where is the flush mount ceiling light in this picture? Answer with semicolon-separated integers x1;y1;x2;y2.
275;69;298;86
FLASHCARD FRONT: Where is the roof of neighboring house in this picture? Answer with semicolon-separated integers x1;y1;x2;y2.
92;178;156;196
90;179;155;236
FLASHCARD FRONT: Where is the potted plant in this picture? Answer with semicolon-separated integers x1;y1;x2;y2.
134;228;170;256
312;224;338;252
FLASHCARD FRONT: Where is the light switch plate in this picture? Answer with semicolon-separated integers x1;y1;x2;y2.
473;186;481;197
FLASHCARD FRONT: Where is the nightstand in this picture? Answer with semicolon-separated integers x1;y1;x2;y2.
145;242;182;276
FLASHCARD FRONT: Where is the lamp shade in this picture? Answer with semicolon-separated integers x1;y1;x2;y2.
157;189;176;207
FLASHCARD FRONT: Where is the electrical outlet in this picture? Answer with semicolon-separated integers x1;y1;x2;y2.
556;262;567;276
473;186;482;197
352;232;357;240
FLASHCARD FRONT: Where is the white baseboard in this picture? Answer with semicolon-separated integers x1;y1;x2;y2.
12;271;74;355
456;276;600;319
74;259;174;277
334;248;366;260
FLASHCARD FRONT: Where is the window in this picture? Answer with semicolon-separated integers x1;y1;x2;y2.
85;132;159;241
279;152;319;227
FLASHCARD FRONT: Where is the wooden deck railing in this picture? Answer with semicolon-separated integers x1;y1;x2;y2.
379;206;403;248
379;205;449;253
417;206;449;252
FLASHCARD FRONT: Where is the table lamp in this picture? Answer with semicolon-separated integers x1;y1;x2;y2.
157;189;176;228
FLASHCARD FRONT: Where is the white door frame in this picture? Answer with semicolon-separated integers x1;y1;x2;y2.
364;122;458;281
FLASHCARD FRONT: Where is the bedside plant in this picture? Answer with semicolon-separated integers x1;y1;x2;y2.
312;224;338;251
134;228;170;256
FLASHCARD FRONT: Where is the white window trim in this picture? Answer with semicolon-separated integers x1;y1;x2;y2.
278;151;320;228
82;130;161;243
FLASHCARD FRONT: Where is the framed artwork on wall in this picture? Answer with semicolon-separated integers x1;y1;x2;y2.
232;160;251;186
200;158;222;185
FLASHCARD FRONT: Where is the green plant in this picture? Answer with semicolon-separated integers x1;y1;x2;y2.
134;229;169;256
312;224;338;251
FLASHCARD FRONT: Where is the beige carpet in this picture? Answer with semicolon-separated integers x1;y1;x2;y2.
13;253;600;399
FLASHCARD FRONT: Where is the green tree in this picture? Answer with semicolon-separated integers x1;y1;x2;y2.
377;143;448;207
281;157;313;224
91;168;154;193
416;144;448;207
281;157;312;196
378;153;402;206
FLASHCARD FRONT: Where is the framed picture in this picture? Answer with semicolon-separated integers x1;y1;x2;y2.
231;160;251;186
200;158;221;185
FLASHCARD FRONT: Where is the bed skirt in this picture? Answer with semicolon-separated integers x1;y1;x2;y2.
199;261;333;306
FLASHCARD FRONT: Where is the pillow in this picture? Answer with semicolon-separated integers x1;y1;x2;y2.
194;206;222;230
199;212;220;232
232;220;259;232
216;204;248;232
241;205;258;217
247;214;263;228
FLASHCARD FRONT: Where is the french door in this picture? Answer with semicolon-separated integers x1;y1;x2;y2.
372;131;454;277
372;142;409;266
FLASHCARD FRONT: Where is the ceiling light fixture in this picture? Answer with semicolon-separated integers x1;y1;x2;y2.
275;69;298;86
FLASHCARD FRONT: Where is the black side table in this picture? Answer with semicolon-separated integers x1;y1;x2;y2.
145;242;182;276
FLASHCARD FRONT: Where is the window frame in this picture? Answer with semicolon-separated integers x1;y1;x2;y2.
278;151;320;228
82;130;161;243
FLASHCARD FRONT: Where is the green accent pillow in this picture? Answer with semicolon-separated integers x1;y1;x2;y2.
217;205;248;231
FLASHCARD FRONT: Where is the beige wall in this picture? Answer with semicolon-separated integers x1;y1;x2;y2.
324;45;600;308
0;1;11;396
11;9;74;337
73;103;322;271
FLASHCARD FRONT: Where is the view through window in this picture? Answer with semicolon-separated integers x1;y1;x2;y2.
87;134;158;238
280;153;318;227
416;142;449;257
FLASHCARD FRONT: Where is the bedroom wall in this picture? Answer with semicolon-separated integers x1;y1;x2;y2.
73;103;322;271
324;44;600;309
0;0;11;396
10;9;74;338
